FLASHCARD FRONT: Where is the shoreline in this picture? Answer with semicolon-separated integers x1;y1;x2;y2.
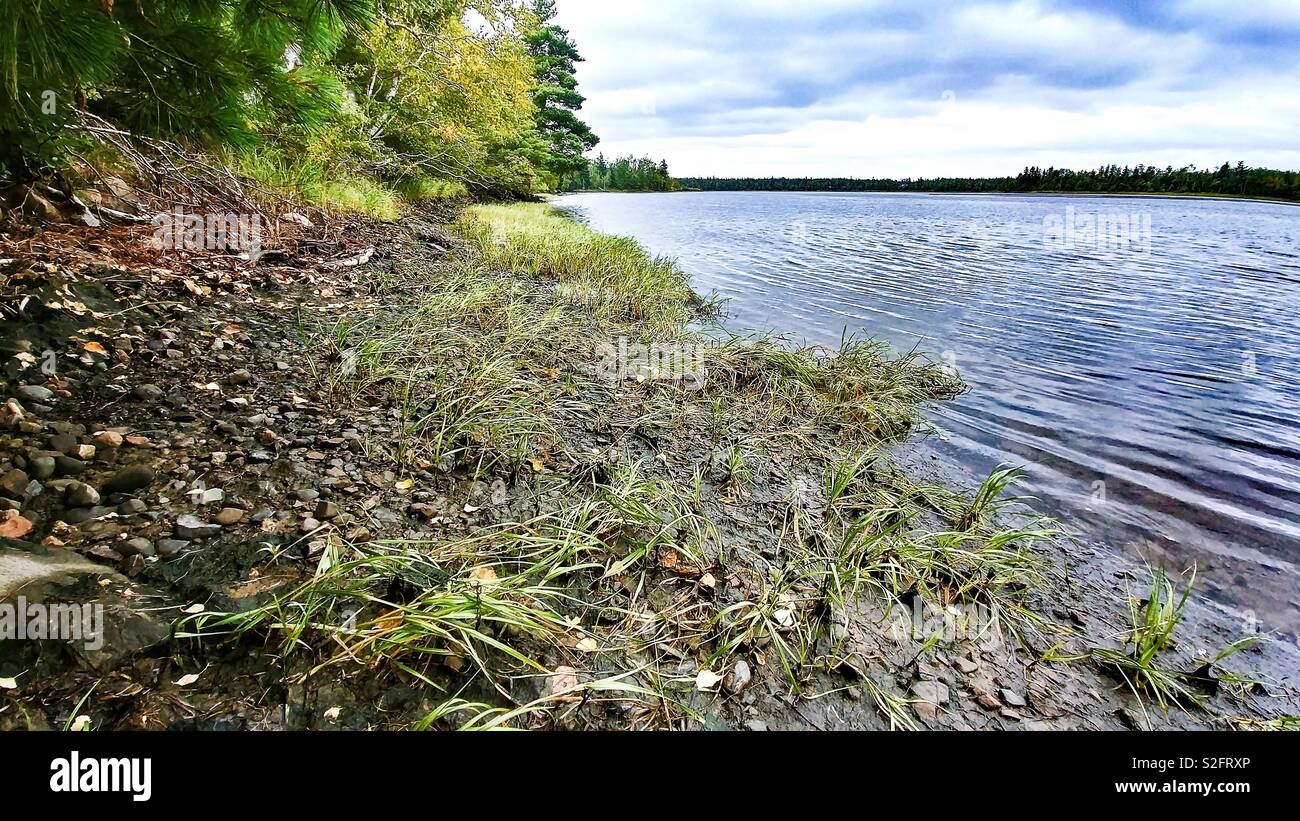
624;189;1300;206
1;197;1296;730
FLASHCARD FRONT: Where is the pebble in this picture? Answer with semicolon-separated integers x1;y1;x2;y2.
118;499;147;515
120;537;156;558
294;488;320;502
301;517;322;533
29;455;56;479
911;680;950;721
50;433;78;453
132;384;165;401
53;455;86;476
155;539;189;557
228;368;252;385
1000;688;1027;708
17;385;54;402
314;500;340;520
0;510;33;538
723;660;753;694
66;481;101;507
954;657;979;674
102;464;156;493
0;468;29;497
92;430;124;448
215;507;245;525
977;691;1003;710
175;514;221;539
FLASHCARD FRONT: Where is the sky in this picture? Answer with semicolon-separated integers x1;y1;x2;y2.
552;0;1300;178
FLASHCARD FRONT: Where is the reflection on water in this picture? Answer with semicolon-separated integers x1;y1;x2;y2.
559;190;1300;632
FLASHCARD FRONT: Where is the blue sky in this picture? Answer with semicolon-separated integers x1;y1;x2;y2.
554;0;1300;177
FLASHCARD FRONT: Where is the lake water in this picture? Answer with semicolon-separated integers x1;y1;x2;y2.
558;191;1300;633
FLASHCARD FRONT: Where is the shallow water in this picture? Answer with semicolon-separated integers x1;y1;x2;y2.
558;190;1300;632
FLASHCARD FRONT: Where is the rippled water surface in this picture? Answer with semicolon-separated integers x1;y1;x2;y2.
559;191;1300;631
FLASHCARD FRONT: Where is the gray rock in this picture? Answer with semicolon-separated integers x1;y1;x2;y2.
117;499;147;515
1000;688;1027;708
175;514;221;539
49;433;78;454
745;720;769;732
102;464;155;494
120;537;156;558
155;539;189;557
228;368;252;385
63;506;112;524
294;488;320;502
132;384;164;401
54;456;86;476
17;385;54;402
28;455;56;480
910;680;950;722
314;500;340;520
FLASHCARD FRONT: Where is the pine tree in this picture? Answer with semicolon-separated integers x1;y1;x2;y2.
0;0;377;180
524;0;598;178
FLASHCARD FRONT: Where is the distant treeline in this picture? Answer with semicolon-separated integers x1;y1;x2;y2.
676;162;1300;200
560;154;682;192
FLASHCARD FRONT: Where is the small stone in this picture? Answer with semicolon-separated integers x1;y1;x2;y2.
49;433;78;454
723;660;753;694
0;468;29;497
294;488;320;502
954;657;979;674
175;514;221;539
977;691;1003;710
227;368;252;385
17;385;54;402
120;537;156;558
118;499;147;515
92;430;124;449
301;517;322;533
745;720;769;732
1000;689;1026;708
215;507;245;525
314;500;340;520
102;464;155;493
132;384;164;401
910;680;950;721
409;502;440;521
192;487;225;505
73;444;96;460
29;456;56;480
0;510;33;538
54;456;86;476
85;545;123;563
66;481;101;507
155;539;189;557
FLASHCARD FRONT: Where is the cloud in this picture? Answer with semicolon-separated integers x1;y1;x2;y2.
553;0;1300;176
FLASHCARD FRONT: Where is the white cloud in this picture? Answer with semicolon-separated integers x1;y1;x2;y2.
553;0;1300;176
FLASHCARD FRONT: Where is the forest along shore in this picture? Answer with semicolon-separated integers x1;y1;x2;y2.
1;201;1297;731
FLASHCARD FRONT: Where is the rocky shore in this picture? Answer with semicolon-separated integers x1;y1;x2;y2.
1;199;1296;731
